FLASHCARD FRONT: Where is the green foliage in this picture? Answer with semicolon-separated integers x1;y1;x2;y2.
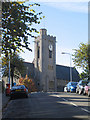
2;53;26;79
2;2;44;56
73;43;89;79
79;72;88;79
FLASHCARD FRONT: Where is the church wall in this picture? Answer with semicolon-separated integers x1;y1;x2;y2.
57;79;69;92
47;36;57;91
34;29;57;92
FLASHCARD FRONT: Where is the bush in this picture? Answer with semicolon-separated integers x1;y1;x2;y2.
19;75;37;93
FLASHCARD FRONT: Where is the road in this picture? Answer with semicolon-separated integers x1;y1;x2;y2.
2;92;90;119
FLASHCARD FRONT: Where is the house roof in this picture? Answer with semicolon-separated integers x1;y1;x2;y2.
56;65;80;81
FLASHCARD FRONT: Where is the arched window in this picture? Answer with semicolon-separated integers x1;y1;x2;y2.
49;50;52;58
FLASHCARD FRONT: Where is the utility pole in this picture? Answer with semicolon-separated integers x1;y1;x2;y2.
8;54;10;85
61;52;72;82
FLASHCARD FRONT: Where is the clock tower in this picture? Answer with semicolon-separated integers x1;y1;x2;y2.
34;29;57;92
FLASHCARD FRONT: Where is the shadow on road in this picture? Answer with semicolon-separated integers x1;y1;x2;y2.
2;92;90;120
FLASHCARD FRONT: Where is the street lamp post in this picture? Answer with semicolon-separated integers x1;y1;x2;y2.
61;52;72;82
8;54;10;84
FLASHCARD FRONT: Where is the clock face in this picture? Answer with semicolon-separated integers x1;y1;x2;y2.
49;44;53;51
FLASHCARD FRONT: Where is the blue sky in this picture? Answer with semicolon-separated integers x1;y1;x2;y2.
20;1;88;73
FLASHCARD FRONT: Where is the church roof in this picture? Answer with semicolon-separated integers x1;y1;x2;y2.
22;62;80;81
22;62;34;78
56;65;80;81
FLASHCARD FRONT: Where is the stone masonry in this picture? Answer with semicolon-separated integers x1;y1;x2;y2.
34;29;57;92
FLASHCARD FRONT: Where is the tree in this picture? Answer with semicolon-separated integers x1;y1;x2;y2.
19;75;37;93
2;53;26;86
2;1;44;86
73;43;89;79
2;2;44;57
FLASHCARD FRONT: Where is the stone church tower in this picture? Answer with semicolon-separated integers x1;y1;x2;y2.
34;29;57;92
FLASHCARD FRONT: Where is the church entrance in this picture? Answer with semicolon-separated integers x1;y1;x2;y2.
49;81;54;92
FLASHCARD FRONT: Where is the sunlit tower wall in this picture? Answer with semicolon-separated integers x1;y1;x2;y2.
34;29;57;92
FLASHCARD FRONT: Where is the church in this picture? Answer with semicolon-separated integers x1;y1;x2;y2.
2;28;80;92
22;29;80;92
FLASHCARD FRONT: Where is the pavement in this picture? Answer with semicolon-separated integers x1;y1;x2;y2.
0;92;10;120
2;93;10;110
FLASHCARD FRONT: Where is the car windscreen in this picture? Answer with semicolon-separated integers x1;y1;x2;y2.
12;85;25;89
82;81;88;85
88;82;90;86
71;82;77;86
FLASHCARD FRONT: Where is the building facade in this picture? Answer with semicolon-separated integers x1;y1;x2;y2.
2;28;80;92
34;29;57;92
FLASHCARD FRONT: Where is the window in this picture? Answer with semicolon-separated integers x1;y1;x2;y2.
38;47;40;58
49;50;52;58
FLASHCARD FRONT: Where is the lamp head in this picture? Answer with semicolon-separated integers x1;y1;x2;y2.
61;52;66;54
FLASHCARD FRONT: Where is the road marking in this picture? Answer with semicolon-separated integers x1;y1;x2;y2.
63;98;90;113
81;108;90;113
55;94;90;114
70;102;78;107
62;98;68;102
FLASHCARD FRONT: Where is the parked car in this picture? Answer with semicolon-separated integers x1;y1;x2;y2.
83;82;90;96
76;79;88;95
10;85;28;99
64;85;68;92
65;82;78;92
88;85;90;97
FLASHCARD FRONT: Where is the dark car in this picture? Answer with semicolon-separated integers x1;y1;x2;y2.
66;82;78;92
10;85;28;99
76;79;88;95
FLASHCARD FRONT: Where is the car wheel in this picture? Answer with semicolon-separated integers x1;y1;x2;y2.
25;95;28;98
76;89;78;94
88;91;90;97
70;89;72;93
83;90;86;95
79;89;82;95
10;96;14;100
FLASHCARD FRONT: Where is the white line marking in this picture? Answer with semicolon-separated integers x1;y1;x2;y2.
56;95;60;98
70;102;78;107
63;98;90;113
62;98;68;102
55;94;90;113
81;108;90;113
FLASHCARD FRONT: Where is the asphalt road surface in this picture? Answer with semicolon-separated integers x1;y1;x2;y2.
2;92;90;119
